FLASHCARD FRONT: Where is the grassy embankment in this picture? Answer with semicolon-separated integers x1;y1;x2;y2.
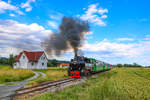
0;65;34;84
32;68;150;100
27;67;68;86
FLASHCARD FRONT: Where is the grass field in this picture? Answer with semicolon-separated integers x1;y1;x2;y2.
27;67;68;86
32;68;150;100
0;65;34;84
0;64;11;68
33;67;67;73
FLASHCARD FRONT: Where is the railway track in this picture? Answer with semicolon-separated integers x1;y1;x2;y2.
0;78;82;100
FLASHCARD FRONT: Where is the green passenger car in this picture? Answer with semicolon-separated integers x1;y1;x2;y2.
89;58;108;72
68;56;111;78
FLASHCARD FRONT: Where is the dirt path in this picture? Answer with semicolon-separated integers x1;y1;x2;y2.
0;72;45;100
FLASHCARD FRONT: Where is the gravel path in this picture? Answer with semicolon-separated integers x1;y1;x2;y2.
0;72;45;100
39;72;46;78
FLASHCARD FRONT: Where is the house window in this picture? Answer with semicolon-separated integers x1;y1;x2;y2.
23;55;25;59
42;63;44;66
31;62;34;66
43;57;45;60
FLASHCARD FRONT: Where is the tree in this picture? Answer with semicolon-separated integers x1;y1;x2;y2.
117;64;123;68
0;57;9;65
48;59;59;67
8;54;16;67
133;63;142;67
47;61;52;67
51;59;58;66
124;64;129;67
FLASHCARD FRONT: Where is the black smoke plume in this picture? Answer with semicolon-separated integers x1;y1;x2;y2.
41;17;89;57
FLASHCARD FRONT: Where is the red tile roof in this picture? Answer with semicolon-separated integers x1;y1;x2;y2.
16;51;45;62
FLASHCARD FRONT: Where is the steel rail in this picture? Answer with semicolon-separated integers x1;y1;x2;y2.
16;77;72;92
15;78;74;95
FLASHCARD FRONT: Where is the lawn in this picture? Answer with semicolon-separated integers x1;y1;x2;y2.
32;68;150;100
0;65;34;84
27;67;68;86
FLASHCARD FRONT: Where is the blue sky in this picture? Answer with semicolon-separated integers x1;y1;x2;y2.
0;0;150;66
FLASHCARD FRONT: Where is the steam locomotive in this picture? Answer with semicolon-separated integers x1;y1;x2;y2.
68;56;112;78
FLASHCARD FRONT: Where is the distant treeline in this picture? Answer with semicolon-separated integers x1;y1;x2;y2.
0;54;16;67
0;55;70;67
116;63;149;68
47;59;70;67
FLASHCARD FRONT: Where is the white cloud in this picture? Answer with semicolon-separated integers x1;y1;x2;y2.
79;3;108;26
9;13;15;17
0;0;17;13
0;47;19;57
144;38;150;40
48;21;58;29
144;35;150;40
101;15;107;19
27;35;41;42
49;13;63;20
0;33;21;39
82;39;139;58
98;8;108;15
0;0;24;14
0;20;51;36
116;38;134;41
21;0;35;12
1;20;150;66
0;19;52;55
79;38;150;65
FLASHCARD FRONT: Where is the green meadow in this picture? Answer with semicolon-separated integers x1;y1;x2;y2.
32;68;150;100
27;67;68;86
0;65;34;84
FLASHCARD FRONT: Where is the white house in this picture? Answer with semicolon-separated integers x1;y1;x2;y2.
13;51;48;69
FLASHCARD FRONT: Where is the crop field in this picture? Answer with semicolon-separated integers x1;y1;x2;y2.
0;65;34;84
32;68;150;100
28;67;68;86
